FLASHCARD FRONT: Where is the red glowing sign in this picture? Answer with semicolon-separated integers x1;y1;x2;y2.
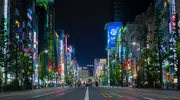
124;61;131;67
171;14;176;33
58;67;62;73
48;60;53;69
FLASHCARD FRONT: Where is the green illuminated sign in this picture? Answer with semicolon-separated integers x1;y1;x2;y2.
36;0;48;10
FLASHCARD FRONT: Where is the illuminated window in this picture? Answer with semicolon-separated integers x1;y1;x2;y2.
16;20;20;28
164;1;167;7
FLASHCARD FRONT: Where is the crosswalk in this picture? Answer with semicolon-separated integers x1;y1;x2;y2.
100;93;124;98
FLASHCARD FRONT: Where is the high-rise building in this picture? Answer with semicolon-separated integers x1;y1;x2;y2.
36;0;49;72
48;0;55;63
110;0;121;22
94;59;106;76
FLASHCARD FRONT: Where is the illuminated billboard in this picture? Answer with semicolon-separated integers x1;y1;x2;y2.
56;30;64;40
107;23;122;47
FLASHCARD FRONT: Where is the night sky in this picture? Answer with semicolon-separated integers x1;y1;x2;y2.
55;0;153;66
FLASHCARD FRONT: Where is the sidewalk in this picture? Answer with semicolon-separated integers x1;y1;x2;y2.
0;86;66;96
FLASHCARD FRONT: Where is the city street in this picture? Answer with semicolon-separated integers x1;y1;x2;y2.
0;86;180;100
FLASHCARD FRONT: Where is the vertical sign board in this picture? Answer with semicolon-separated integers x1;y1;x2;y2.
168;0;178;84
107;23;122;48
49;10;53;60
48;60;53;70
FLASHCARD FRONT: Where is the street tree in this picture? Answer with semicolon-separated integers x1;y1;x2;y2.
153;8;164;88
114;62;120;86
0;17;9;84
176;39;180;89
109;58;115;86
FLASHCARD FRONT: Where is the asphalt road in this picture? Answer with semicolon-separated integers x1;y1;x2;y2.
0;86;180;100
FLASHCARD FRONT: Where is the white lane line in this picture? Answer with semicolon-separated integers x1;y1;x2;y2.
144;97;155;100
114;90;121;92
32;89;69;98
84;87;89;100
32;91;60;98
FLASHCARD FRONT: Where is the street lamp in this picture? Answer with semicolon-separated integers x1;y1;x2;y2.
45;50;48;53
37;49;48;88
132;42;141;47
132;42;146;85
132;42;136;45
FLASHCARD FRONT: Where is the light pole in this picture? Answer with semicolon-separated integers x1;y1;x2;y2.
37;49;48;88
106;47;110;86
132;42;146;85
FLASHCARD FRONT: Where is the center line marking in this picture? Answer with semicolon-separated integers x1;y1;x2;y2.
84;87;89;100
144;97;155;100
114;90;121;92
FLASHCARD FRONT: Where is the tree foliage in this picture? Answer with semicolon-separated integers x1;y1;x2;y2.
114;62;120;86
109;59;115;86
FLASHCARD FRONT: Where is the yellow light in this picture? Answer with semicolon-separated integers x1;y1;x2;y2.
36;41;38;45
164;1;167;7
33;56;36;59
71;61;73;65
56;33;59;38
16;20;20;28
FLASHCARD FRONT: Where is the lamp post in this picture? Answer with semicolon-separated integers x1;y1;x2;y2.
132;42;146;85
105;47;110;86
37;49;48;88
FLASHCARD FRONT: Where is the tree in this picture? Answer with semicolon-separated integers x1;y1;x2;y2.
22;56;33;89
147;49;161;88
154;8;164;88
119;64;126;87
137;69;143;87
0;17;9;84
109;58;115;86
176;39;180;89
8;42;22;79
7;23;23;82
39;55;47;81
114;62;120;86
101;71;108;85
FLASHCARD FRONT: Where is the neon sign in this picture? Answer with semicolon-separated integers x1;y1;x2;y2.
107;23;122;47
27;8;32;21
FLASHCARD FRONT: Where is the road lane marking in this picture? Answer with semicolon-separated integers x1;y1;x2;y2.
101;93;112;98
144;97;155;100
32;91;60;98
84;87;89;100
143;93;180;99
114;90;121;92
119;95;124;98
32;88;71;98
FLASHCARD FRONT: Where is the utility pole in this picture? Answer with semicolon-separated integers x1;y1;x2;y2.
107;48;110;86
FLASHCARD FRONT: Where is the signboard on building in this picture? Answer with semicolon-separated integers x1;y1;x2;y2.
48;60;54;70
100;59;106;63
107;22;122;47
